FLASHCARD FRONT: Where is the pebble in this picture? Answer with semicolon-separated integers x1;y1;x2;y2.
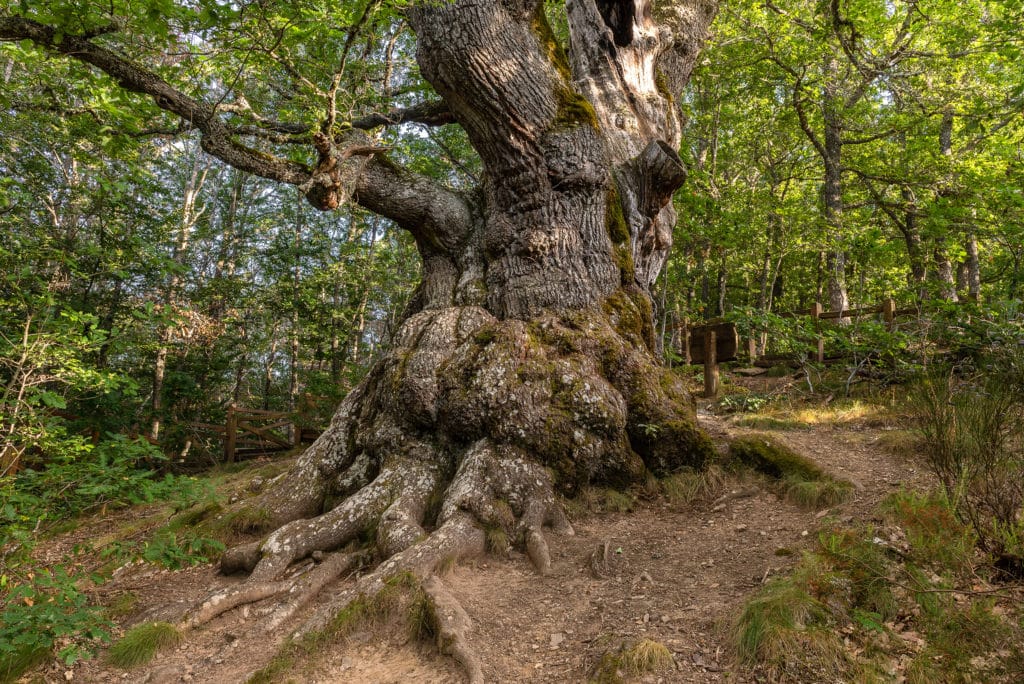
549;632;565;648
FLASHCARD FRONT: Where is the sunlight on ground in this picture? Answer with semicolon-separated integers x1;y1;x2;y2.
734;400;896;430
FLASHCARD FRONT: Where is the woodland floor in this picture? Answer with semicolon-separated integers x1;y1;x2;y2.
26;374;933;683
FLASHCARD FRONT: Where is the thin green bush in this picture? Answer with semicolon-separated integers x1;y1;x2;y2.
912;363;1024;576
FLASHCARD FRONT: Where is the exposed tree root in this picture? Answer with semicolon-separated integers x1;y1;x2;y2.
184;550;366;630
423;575;483;684
174;306;717;681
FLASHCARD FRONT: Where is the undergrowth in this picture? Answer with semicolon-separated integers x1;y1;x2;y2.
734;490;1023;681
911;363;1024;577
0;436;213;681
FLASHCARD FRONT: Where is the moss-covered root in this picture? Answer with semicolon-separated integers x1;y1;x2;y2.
728;434;854;509
107;622;182;669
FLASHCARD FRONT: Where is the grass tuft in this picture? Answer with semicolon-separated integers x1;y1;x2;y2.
781;475;854;509
0;645;50;684
485;526;510;556
589;638;674;683
103;591;140;620
734;571;846;680
660;465;726;505
107;622;182;668
620;638;673;674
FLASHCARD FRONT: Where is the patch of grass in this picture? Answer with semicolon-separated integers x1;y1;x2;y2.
733;415;809;431
733;399;894;431
484;526;509;556
882;490;974;570
729;434;853;509
660;466;725;505
0;645;50;684
874;429;923;458
107;622;181;669
818;529;897;621
102;592;139;620
780;475;854;509
620;638;673;674
790;400;891;427
734;495;1023;682
589;638;674;683
576;487;635;514
734;569;846;680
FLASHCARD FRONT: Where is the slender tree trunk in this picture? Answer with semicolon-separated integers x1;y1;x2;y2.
715;254;727;317
933;110;959;302
822;57;849;321
289;197;303;433
966;230;981;301
150;147;209;441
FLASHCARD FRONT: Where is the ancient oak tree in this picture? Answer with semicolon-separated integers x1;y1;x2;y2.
2;0;716;675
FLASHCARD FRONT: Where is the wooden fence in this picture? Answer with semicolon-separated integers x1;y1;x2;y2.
683;297;921;398
189;405;322;463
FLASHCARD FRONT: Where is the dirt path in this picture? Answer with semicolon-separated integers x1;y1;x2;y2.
38;414;931;683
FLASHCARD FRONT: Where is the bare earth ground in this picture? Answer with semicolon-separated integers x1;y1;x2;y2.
26;397;932;683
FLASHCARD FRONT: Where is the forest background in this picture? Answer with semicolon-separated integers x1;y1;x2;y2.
1;0;1023;676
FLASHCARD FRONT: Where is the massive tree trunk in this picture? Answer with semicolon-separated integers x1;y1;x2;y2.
233;0;716;552
2;1;717;673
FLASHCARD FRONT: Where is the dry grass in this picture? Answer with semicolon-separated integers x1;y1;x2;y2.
735;399;896;431
620;638;673;674
660;465;726;505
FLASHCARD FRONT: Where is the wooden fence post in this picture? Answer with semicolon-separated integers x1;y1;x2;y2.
704;329;719;398
683;317;691;365
225;404;237;464
882;298;896;330
811;302;824;363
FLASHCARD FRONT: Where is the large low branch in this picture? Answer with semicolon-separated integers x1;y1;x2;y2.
351;100;454;130
0;16;311;187
355;156;473;250
1;16;470;246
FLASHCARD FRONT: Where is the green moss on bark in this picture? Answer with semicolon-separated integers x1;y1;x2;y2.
530;4;572;82
554;88;599;130
606;181;630;244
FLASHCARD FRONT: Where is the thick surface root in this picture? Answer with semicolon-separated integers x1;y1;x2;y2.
423;575;483;684
185;551;365;630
